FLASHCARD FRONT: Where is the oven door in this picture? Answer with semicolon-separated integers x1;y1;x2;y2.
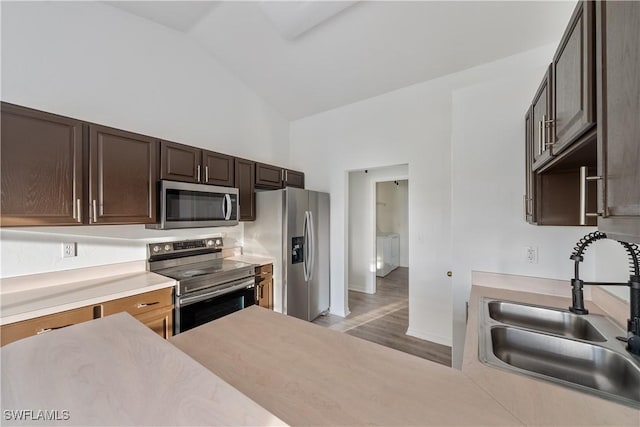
174;277;255;334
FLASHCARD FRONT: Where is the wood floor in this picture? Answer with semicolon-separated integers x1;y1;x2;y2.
313;267;452;366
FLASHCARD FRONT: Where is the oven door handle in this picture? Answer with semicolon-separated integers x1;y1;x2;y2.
178;279;254;307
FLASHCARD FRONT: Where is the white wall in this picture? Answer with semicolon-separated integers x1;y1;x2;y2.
348;166;408;294
291;73;454;341
0;1;289;278
449;71;599;368
290;44;605;351
377;180;409;267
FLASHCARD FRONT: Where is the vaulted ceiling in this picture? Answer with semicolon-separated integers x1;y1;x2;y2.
105;1;577;120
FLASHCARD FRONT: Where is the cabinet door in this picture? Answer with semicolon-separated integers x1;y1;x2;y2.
550;0;596;156
524;107;537;224
134;305;173;339
0;103;84;226
203;150;235;187
160;140;201;183
255;162;283;189
596;0;640;242
235;158;256;221
0;305;95;346
89;125;158;224
256;264;273;310
532;66;553;171
284;169;305;189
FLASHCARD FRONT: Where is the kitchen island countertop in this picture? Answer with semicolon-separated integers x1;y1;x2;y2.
171;305;522;426
0;312;284;426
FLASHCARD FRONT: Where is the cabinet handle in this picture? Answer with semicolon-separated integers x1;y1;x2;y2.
284;169;288;183
580;167;603;225
136;301;159;309
76;198;81;222
37;324;73;335
260;284;264;299
92;200;98;223
523;195;528;221
281;169;284;182
205;166;209;183
196;165;201;182
544;118;556;149
538;120;544;156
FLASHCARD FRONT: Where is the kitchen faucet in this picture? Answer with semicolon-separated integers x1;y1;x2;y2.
569;231;640;355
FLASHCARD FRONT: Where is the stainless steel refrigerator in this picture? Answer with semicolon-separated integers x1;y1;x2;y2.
243;188;330;321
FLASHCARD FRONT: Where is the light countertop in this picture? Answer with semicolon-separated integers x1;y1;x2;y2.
0;312;284;426
1;262;175;325
171;306;522;426
227;254;275;267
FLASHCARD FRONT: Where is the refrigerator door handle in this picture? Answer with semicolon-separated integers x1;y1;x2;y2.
303;211;310;281
308;211;315;281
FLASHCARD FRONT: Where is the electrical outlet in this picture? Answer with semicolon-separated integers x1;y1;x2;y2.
525;246;538;264
62;242;77;258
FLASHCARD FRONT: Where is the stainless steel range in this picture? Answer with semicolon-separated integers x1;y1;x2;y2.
147;238;256;334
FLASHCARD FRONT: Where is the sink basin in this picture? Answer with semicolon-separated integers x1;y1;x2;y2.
479;298;640;408
489;326;640;406
488;300;606;342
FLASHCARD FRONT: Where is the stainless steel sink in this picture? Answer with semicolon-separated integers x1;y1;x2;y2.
479;298;640;408
488;300;606;342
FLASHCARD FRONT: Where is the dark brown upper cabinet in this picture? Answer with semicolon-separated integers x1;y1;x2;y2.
0;103;84;226
89;125;157;224
255;163;306;190
595;0;640;243
549;0;596;157
284;169;305;189
202;150;234;187
531;66;553;171
235;158;256;221
255;162;283;190
160;140;235;187
160;140;200;183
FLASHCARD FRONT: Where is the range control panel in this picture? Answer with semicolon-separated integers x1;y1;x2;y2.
148;238;223;256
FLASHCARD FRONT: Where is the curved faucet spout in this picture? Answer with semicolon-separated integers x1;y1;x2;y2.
569;232;640;355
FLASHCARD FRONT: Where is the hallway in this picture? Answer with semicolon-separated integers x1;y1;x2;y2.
313;267;452;366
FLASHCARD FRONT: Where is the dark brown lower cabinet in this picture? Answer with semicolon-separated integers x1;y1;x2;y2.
595;0;640;243
235;158;256;221
89;125;158;224
0;103;84;226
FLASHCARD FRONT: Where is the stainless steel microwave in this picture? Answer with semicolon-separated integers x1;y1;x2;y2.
147;180;239;229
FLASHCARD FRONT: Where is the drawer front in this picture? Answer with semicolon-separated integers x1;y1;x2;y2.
102;288;172;317
1;305;95;346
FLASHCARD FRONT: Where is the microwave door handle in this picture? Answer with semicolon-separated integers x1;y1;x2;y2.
221;194;227;220
224;194;232;220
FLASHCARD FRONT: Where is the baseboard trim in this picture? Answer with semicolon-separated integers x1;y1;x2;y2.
406;328;452;347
